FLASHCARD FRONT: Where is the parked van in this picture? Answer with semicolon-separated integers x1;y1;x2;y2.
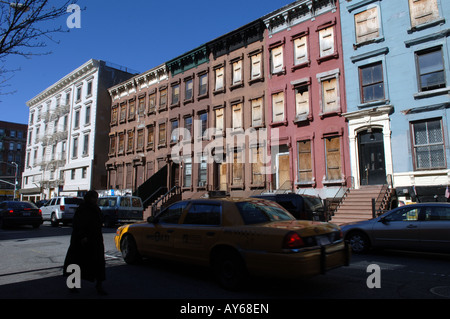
251;193;326;221
98;196;143;227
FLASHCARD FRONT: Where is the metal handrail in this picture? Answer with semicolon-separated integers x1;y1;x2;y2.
142;186;167;207
151;185;180;215
329;176;354;219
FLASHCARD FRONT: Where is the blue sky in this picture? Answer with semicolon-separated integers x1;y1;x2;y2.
1;0;289;124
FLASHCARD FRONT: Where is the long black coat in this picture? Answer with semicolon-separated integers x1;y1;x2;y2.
63;201;105;282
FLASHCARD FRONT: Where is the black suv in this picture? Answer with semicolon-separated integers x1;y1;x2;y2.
251;193;326;221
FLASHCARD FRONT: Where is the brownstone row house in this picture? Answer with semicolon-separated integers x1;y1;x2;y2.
105;0;350;217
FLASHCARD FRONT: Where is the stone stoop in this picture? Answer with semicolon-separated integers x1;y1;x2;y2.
330;185;384;225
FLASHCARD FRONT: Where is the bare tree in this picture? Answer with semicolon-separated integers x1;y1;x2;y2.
0;0;77;95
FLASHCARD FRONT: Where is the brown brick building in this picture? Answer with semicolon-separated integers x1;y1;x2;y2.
105;19;268;214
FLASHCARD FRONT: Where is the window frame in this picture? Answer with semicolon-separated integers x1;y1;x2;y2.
410;118;446;171
359;62;385;103
415;46;446;92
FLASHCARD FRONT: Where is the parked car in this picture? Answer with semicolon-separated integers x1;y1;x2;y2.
251;193;326;221
40;196;83;227
0;201;43;229
342;203;450;254
115;198;350;290
98;196;143;227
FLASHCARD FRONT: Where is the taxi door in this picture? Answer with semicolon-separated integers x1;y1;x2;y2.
140;201;188;258
172;202;222;264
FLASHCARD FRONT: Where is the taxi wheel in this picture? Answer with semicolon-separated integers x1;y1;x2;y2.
121;235;141;264
347;231;370;254
212;250;247;291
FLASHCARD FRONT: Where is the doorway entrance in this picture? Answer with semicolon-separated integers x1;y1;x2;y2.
358;128;386;185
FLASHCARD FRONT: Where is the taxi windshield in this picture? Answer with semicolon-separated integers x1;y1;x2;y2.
236;201;295;225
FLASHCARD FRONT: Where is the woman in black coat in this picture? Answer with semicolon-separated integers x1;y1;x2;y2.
63;190;106;295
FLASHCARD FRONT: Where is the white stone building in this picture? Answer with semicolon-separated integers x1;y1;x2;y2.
21;59;135;201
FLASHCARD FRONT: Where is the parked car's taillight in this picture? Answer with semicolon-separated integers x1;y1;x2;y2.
38;209;42;215
283;231;304;249
60;205;65;211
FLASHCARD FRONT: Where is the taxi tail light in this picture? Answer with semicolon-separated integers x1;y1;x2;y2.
283;231;305;249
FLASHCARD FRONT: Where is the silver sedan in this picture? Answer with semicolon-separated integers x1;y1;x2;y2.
341;203;450;254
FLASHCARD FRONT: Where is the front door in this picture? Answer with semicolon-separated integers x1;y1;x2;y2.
277;153;290;189
358;129;386;185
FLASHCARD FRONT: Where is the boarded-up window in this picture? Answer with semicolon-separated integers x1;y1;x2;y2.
159;88;167;109
297;140;312;182
409;0;440;27
232;149;243;185
119;103;126;122
295;85;309;118
138;97;145;116
319;26;334;57
126;164;132;189
251;98;263;127
251;146;265;185
137;129;144;150
127;130;134;152
148;92;156;113
128;100;136;120
322;78;339;113
109;135;116;154
294;36;308;65
232;103;243;130
215;67;224;91
118;133;124;154
111;106;118;125
354;7;380;44
251;53;262;79
147;125;154;148
215;108;224;135
159;122;166;145
272;91;285;123
232;60;242;85
271;46;284;74
325;137;341;180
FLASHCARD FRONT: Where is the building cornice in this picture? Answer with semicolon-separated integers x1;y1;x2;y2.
26;59;99;107
263;0;337;36
108;64;168;101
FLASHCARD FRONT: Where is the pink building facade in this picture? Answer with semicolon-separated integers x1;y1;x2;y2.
263;0;351;199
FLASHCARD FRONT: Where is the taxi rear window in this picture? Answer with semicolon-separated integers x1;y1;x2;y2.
236;201;294;225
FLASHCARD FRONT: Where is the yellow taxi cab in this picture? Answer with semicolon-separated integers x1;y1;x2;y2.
115;197;350;289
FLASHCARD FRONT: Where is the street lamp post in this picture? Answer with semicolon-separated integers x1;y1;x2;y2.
12;161;18;200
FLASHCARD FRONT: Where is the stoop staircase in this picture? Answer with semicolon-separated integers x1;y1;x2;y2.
330;184;392;225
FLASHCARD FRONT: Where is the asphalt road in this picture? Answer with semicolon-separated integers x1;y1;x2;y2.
1;222;450;304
